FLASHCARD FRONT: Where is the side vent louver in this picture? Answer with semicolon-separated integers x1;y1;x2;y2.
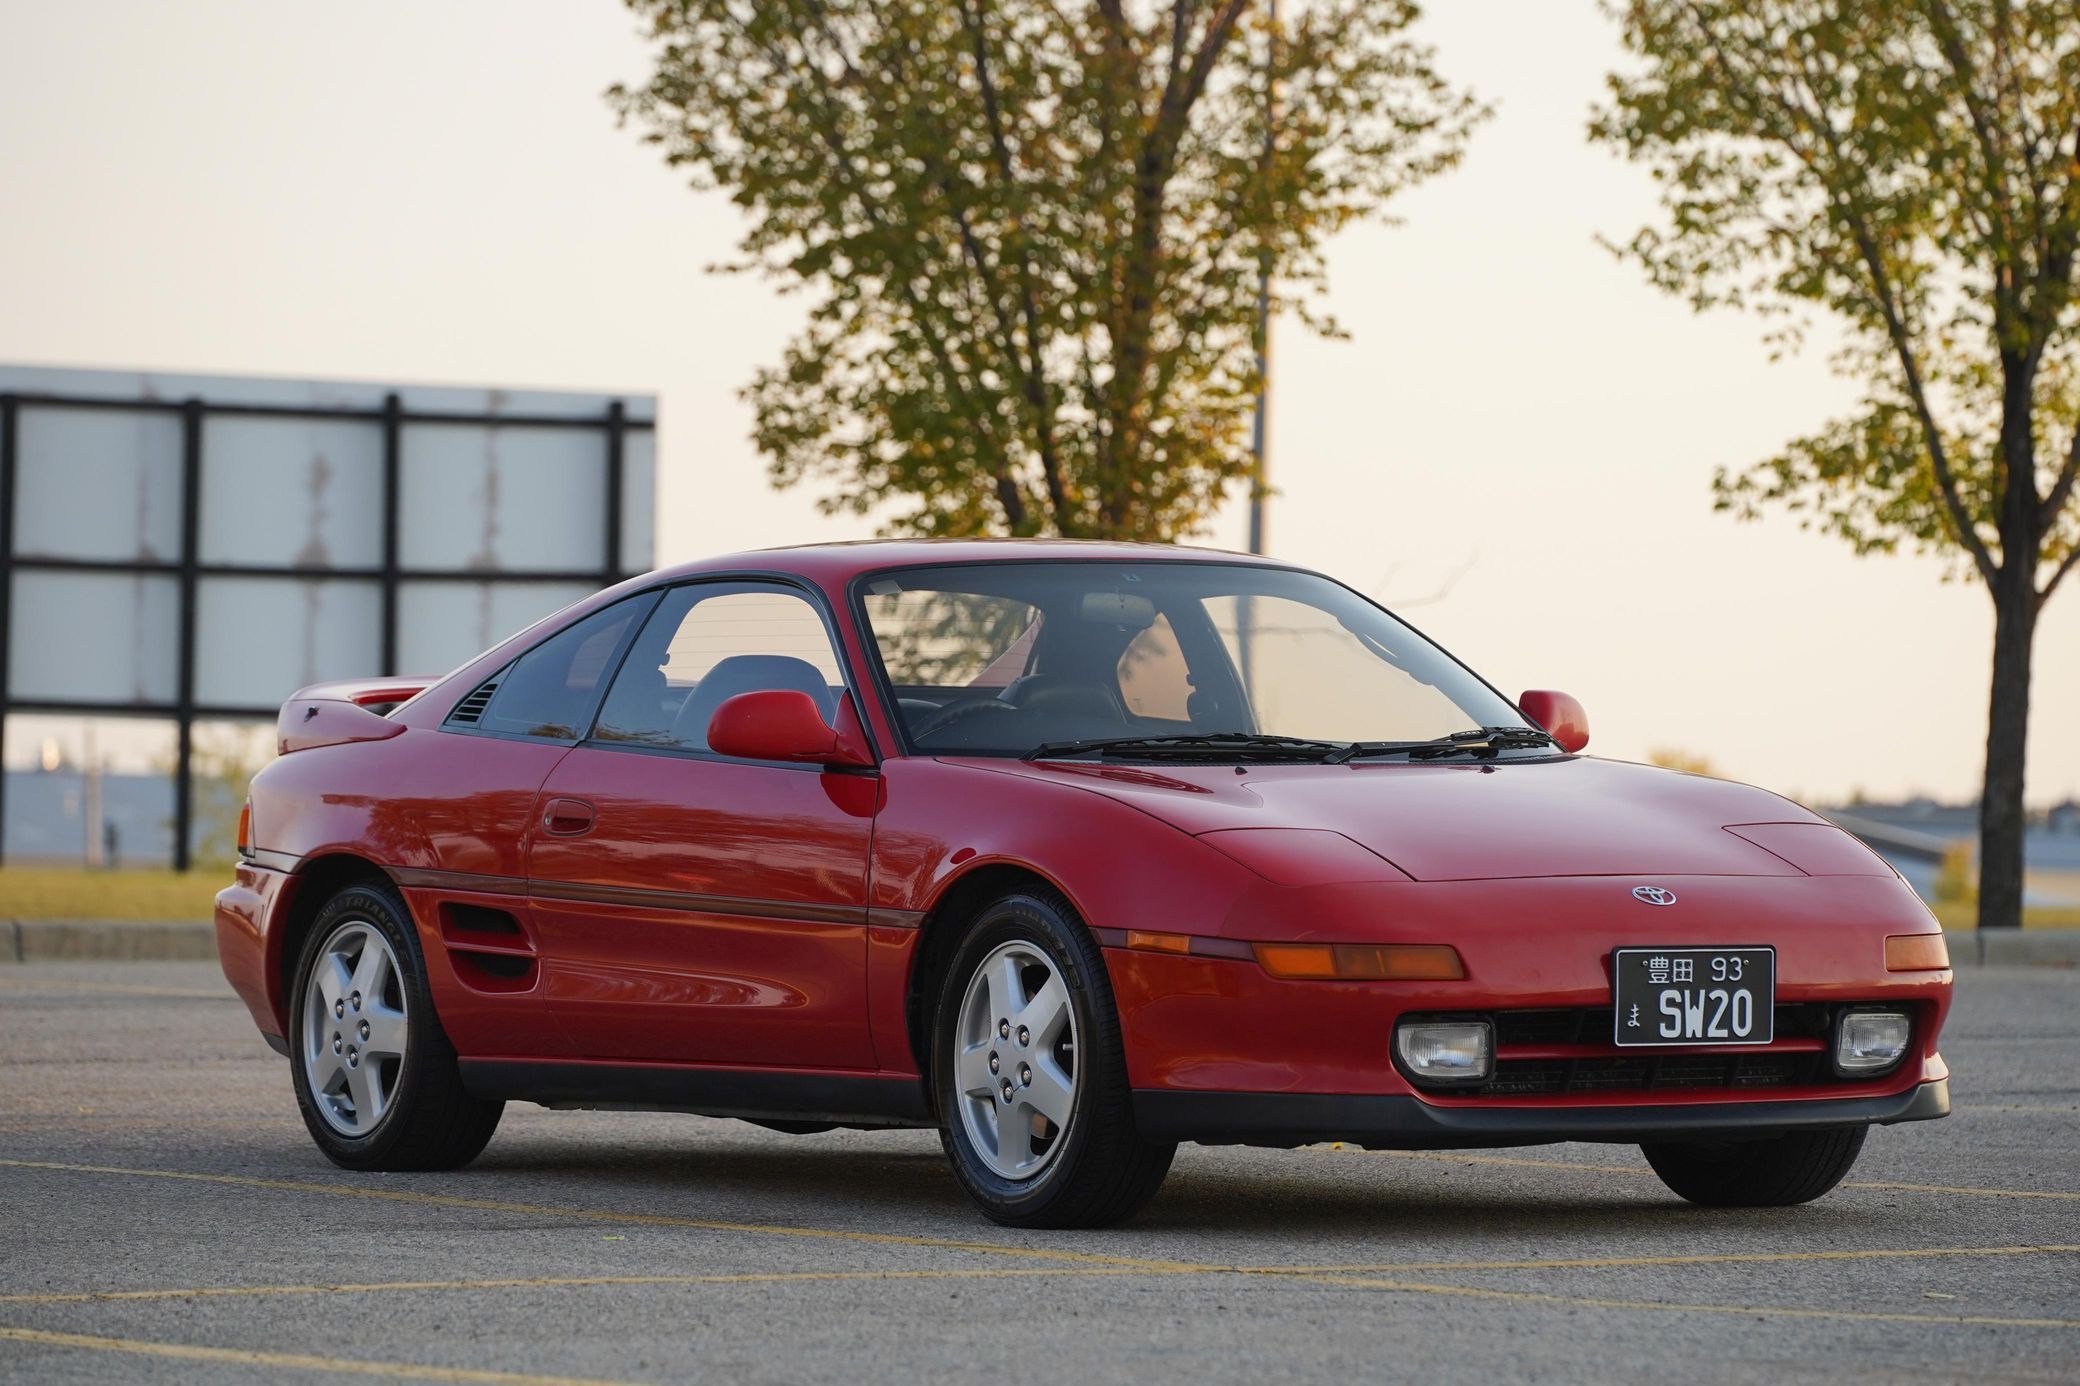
447;675;501;726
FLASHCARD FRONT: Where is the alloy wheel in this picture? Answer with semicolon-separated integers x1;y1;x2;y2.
301;920;409;1137
953;940;1079;1179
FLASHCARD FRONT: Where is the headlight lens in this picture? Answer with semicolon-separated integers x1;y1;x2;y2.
1834;1009;1912;1075
1394;1019;1493;1086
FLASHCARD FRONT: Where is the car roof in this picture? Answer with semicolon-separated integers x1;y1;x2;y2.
646;538;1306;587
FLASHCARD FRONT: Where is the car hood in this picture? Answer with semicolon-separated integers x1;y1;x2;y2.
957;755;1858;882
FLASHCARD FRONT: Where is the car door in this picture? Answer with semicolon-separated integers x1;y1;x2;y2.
404;591;657;1059
525;580;879;1068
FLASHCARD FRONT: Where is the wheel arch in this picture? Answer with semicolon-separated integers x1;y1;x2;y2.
268;852;398;1030
902;859;1090;1081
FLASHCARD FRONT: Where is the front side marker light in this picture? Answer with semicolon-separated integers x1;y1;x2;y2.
1835;1009;1912;1075
1885;933;1950;971
236;800;254;861
1253;943;1465;981
1395;1019;1494;1086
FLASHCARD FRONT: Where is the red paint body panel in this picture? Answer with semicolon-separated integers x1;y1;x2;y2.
526;747;878;1067
212;540;1953;1148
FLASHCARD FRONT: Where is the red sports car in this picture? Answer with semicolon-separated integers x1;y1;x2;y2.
216;541;1952;1227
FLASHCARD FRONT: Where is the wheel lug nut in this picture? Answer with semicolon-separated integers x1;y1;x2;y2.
997;1020;1009;1039
350;992;362;1012
1016;1025;1030;1046
332;1036;342;1054
346;1048;359;1068
988;1052;1000;1074
1000;1079;1014;1102
358;1021;370;1041
1019;1063;1031;1086
334;1001;344;1019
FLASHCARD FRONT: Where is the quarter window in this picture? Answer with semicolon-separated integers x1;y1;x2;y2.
474;596;651;741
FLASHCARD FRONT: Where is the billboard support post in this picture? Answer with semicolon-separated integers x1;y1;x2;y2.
173;398;203;872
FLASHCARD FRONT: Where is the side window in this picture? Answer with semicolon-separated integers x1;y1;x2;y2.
1116;613;1194;721
475;595;650;741
594;584;845;754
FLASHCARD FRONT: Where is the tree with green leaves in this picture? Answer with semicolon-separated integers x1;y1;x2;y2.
613;0;1482;540
1593;0;2080;930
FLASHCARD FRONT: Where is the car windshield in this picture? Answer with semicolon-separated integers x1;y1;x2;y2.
858;561;1539;760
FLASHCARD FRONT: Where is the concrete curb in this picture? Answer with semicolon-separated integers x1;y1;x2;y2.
3;917;2076;967
4;919;221;963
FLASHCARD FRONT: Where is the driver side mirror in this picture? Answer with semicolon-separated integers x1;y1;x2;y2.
707;690;875;769
1518;689;1589;753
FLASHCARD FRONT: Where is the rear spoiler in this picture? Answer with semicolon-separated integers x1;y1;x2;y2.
277;676;437;755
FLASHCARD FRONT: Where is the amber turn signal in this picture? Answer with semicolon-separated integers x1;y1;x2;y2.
1125;930;1192;955
1884;932;1950;971
1253;942;1465;981
236;801;253;860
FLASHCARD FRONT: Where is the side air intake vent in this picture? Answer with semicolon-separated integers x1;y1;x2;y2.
447;674;502;726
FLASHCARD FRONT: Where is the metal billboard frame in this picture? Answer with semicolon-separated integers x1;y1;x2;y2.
0;387;654;869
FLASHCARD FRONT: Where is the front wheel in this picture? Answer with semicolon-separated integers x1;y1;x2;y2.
934;890;1175;1228
1642;1126;1867;1207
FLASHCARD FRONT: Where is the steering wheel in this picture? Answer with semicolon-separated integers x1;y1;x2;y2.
911;696;1024;745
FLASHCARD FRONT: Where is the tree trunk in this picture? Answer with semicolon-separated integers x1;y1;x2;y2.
1976;570;2035;930
1976;372;2041;930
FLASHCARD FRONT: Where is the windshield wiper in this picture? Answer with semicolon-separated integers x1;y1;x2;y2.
1330;726;1558;763
1023;732;1350;763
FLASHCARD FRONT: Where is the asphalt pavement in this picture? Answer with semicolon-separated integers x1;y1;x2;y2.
1;960;2075;1384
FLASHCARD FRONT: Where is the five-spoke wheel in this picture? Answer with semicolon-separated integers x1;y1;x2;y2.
953;940;1079;1179
288;881;502;1170
301;919;409;1136
935;890;1175;1228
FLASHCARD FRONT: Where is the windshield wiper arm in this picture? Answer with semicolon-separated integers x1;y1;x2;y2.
1023;732;1350;763
1331;726;1558;763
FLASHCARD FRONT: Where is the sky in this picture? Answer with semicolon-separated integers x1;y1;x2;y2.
0;0;2074;808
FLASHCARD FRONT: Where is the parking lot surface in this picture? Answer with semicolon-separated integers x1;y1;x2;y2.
1;960;2075;1383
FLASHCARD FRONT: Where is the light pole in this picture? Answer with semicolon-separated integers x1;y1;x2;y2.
1246;0;1278;558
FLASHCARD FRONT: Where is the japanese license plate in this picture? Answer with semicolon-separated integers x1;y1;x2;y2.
1612;947;1775;1047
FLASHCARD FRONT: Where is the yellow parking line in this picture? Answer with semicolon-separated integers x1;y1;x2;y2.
1322;1147;2080;1200
0;1159;1214;1272
1294;1273;2080;1330
1267;1243;2080;1275
0;1325;641;1385
0;1266;1162;1306
9;1245;2072;1307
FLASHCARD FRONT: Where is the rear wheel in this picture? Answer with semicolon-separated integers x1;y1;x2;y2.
289;881;502;1171
934;890;1174;1228
1641;1127;1867;1207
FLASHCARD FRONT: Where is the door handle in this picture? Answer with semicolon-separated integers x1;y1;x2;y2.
541;798;596;836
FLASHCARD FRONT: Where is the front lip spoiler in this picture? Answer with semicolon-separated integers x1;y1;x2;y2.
1132;1078;1949;1149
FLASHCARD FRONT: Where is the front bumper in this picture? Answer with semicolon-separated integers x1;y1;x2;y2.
1135;1077;1950;1149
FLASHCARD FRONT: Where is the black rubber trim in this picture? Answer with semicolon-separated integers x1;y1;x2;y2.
459;1059;934;1128
1131;1078;1950;1149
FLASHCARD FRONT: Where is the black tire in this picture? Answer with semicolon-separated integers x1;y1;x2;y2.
1642;1126;1868;1207
933;889;1175;1228
288;880;503;1171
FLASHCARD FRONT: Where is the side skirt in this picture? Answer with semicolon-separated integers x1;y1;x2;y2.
459;1059;936;1129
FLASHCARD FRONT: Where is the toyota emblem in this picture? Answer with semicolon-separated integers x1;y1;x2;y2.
1631;885;1677;906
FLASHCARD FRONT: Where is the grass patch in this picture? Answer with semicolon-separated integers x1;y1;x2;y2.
0;867;228;921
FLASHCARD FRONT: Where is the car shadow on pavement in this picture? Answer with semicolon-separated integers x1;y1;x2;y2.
443;1127;1891;1239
